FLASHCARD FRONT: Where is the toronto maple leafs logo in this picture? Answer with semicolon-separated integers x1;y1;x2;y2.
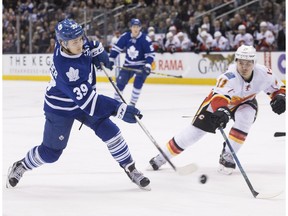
127;46;139;60
66;67;80;82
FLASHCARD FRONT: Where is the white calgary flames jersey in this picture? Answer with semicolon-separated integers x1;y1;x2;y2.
234;33;254;47
212;36;230;50
255;30;275;45
210;63;284;111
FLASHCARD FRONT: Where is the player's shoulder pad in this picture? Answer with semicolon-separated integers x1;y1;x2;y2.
224;72;236;79
254;63;271;74
144;34;152;43
119;32;130;40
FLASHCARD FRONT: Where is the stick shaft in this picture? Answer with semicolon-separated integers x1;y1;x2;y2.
116;66;182;78
100;64;177;171
219;127;259;198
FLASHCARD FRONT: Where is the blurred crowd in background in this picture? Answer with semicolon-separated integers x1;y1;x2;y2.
2;0;286;54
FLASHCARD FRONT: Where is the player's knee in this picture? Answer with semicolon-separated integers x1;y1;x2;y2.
134;78;144;89
235;105;256;123
234;105;256;131
38;144;63;163
116;74;129;89
117;82;126;91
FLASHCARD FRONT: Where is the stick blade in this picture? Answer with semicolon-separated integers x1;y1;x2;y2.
175;75;183;78
176;163;198;175
255;190;283;199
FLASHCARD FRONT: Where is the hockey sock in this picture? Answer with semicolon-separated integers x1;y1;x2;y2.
106;132;133;167
225;127;247;153
130;87;141;105
166;138;184;157
23;146;46;170
114;91;123;102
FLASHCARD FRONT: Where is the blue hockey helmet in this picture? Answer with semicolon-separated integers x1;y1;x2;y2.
55;19;84;43
130;18;141;27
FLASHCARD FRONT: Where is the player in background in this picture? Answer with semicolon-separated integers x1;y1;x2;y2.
149;45;285;175
108;18;155;106
176;32;194;51
6;19;150;190
233;25;254;49
212;31;230;51
164;31;181;53
109;30;121;77
255;21;275;51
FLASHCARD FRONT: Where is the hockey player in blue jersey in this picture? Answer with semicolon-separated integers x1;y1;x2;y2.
108;18;155;106
6;19;150;190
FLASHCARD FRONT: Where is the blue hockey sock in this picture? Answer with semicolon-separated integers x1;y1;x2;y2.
23;146;46;170
105;132;133;167
130;87;141;105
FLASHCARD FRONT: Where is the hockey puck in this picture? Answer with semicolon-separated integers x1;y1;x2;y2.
199;174;207;184
274;132;285;137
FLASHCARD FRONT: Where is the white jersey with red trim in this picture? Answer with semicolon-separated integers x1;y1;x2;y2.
234;33;254;47
212;63;284;110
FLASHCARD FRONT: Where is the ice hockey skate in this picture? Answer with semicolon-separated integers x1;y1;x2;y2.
6;159;28;188
218;147;236;175
124;162;151;190
149;154;167;170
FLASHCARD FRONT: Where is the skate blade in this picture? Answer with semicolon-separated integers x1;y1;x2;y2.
139;185;151;191
146;165;158;171
217;165;234;175
6;166;13;188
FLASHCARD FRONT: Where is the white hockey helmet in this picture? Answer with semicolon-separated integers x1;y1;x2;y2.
238;24;246;30
235;45;257;62
214;31;222;38
166;32;173;39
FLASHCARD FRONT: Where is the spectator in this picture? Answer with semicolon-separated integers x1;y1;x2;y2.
185;16;199;44
201;15;214;36
213;19;226;38
168;25;178;36
277;20;285;51
2;0;286;53
193;4;206;25
46;38;55;53
233;13;246;30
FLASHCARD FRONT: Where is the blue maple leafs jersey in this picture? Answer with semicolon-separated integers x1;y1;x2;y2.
109;32;155;68
44;41;120;117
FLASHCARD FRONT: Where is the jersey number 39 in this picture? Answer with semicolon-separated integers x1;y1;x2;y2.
73;84;88;100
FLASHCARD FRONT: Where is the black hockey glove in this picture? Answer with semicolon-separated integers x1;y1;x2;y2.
141;65;151;75
270;94;286;115
211;107;231;129
115;103;143;123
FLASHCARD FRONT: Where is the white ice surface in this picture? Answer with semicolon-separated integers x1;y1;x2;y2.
3;81;286;216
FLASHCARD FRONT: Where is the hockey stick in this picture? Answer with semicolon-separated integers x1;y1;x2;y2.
219;127;283;199
116;66;183;78
274;132;285;137
100;63;197;175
